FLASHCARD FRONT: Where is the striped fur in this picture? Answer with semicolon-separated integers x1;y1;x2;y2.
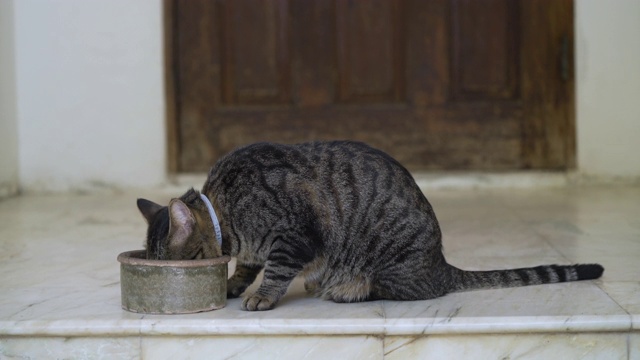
137;141;604;311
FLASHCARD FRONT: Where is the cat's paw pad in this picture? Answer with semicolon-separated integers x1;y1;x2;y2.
241;293;277;311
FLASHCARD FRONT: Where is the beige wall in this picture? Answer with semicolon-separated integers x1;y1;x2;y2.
0;0;638;194
576;0;640;178
8;0;166;193
0;0;19;198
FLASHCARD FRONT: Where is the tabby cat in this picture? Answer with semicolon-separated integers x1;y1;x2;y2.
137;141;603;311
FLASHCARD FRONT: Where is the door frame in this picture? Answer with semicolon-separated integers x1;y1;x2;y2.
164;0;179;173
163;0;575;174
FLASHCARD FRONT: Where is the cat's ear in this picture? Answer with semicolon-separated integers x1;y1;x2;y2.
167;199;196;248
137;198;164;224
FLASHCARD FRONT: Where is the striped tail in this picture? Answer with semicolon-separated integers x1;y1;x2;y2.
449;263;604;292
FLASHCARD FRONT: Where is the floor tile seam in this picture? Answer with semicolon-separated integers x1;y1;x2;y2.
529;229;574;263
598;289;634;333
496;194;574;263
491;193;632;328
626;332;631;360
522;225;626;286
596;282;637;323
380;300;388;324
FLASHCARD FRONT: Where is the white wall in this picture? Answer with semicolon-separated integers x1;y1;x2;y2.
13;0;166;192
1;0;638;194
576;0;640;178
0;0;19;198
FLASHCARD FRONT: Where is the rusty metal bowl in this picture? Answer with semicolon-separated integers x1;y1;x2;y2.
117;250;230;314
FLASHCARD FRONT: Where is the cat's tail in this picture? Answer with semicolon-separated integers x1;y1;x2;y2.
448;263;604;292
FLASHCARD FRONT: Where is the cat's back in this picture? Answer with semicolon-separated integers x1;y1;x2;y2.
212;140;395;170
211;140;416;186
297;141;420;194
207;140;428;215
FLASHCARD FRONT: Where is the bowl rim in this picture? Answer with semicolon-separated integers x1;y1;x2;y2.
117;250;231;268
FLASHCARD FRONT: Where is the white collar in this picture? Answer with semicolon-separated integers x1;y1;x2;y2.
199;193;223;247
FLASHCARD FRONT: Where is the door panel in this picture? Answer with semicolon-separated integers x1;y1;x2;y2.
336;0;404;102
450;0;519;100
168;0;574;172
221;0;291;104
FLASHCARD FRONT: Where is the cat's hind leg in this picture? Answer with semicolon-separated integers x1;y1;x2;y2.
324;274;373;303
300;256;328;297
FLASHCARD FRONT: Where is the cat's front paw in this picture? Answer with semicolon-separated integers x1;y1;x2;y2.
241;293;277;311
227;285;245;299
227;277;251;298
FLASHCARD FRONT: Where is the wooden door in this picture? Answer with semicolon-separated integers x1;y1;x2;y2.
166;0;574;172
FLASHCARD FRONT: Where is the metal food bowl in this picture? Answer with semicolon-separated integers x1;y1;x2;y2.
117;250;230;314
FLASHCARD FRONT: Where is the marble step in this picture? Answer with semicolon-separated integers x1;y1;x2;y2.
1;187;639;359
1;277;637;359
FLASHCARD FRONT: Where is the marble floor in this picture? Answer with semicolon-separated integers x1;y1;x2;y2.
0;185;639;359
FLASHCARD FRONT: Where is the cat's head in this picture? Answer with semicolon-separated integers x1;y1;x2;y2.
136;189;222;260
